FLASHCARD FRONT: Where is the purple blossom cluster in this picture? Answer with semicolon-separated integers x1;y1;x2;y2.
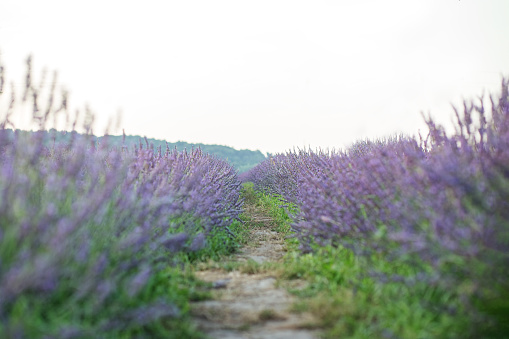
243;78;509;291
0;57;243;337
0;130;243;336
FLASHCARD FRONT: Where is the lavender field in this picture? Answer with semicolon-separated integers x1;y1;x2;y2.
0;57;245;338
1;55;508;338
242;78;509;337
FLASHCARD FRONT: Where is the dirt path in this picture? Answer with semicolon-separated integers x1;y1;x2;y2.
190;202;319;339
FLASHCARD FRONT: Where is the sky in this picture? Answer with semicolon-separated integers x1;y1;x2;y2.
0;0;508;154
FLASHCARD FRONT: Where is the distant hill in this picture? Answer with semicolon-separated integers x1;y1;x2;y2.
98;134;266;173
1;129;266;173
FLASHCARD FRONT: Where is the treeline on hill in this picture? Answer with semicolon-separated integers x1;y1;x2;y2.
0;129;266;173
100;135;266;174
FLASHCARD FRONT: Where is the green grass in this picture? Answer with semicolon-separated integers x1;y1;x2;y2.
244;184;473;339
283;246;470;339
242;182;296;235
2;264;210;339
182;218;249;263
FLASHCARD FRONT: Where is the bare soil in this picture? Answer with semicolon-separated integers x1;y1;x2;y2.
191;202;320;339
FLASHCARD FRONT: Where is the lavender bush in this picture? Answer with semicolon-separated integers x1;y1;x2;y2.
0;56;243;338
243;78;509;333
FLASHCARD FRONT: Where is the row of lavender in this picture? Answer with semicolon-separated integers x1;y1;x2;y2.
0;57;243;337
242;79;509;315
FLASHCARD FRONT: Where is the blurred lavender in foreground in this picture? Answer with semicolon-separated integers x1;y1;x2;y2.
0;56;243;337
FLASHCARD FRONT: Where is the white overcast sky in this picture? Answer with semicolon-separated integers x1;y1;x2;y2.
1;0;508;154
